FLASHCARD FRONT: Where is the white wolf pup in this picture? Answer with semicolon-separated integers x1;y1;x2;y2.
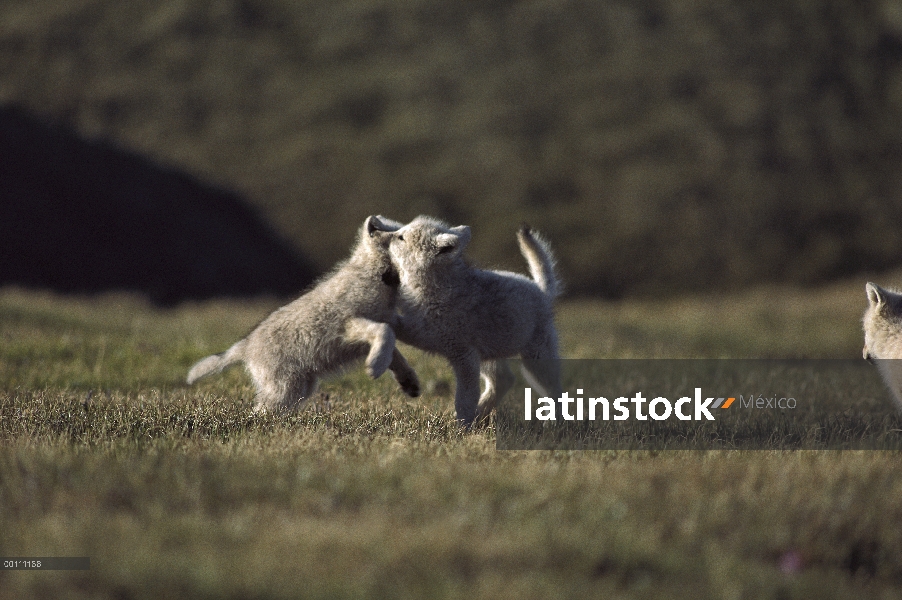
186;216;420;412
863;281;902;411
382;215;561;425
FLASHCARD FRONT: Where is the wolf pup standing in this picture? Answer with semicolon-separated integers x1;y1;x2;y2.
187;216;420;412
383;215;561;426
863;282;902;411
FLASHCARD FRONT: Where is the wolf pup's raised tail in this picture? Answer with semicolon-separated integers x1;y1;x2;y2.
186;339;248;384
517;225;560;299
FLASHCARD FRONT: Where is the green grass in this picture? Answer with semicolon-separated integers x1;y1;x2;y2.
2;278;902;598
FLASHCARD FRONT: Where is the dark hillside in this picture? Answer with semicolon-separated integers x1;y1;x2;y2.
0;106;314;304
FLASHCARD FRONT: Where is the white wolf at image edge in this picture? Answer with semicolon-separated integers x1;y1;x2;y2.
863;281;902;411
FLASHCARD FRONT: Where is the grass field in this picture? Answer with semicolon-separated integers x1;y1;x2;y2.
3;277;902;599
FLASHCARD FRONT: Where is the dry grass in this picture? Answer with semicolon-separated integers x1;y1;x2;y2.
1;277;901;598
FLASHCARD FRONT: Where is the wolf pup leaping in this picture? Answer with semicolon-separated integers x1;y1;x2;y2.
186;216;420;412
387;215;561;425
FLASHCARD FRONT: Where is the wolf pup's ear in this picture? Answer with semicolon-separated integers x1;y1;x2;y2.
441;225;471;253
374;215;404;231
365;215;402;241
365;215;385;236
434;234;457;254
435;225;471;256
867;282;886;308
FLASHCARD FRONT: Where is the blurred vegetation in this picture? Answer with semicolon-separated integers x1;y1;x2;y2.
2;0;902;296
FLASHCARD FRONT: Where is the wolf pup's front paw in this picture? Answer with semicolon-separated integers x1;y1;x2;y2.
399;373;421;397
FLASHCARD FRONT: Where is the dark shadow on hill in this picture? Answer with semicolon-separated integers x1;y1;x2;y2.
0;105;316;305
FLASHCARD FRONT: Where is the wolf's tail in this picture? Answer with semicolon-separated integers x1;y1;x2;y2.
186;339;247;384
517;225;560;299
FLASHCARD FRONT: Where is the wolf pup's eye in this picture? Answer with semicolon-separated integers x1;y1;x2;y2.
398;234;404;241
437;245;454;254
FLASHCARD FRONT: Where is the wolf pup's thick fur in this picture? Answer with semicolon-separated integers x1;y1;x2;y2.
384;215;561;425
864;282;902;411
186;216;420;412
